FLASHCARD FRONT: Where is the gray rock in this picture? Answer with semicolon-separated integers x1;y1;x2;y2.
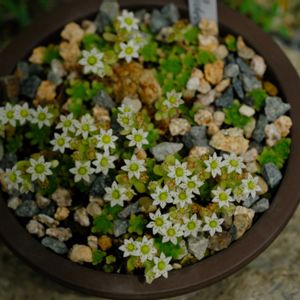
113;219;128;237
188;235;208;260
40;203;56;217
92;90;115;109
47;71;63;86
0;75;20;101
90;174;114;197
94;11;111;34
118;202;139;219
208;232;232;251
41;237;68;255
252;198;270;213
253;114;268;143
161;3;180;24
215;87;234;108
100;0;119;21
182;126;208;148
262;163;282;188
236;57;255;75
242;74;262;92
151;142;184;162
28;64;44;77
149;9;169;33
20;75;41;98
16;61;30;80
15;201;39;218
232;78;244;99
224;63;240;78
264;96;291;122
243;196;259;208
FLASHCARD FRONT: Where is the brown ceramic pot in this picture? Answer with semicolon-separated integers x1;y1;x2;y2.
0;1;299;299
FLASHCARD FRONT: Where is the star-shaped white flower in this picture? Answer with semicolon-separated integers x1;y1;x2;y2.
4;166;22;191
75;114;97;139
152;253;173;279
130;31;148;48
79;48;105;77
31;106;53;129
164;90;184;109
117;112;135;130
69;161;94;183
180;175;204;195
92;152;118;175
203;213;224;237
147;209;171;235
136;236;157;263
126;128;149;149
119;238;139;257
1;103;17;127
56;113;77;133
168;160;191;185
118;104;135;115
119;40;139;63
204;153;223;178
121;154;146;179
96;129;118;151
223;153;246;174
117;10;140;32
242;174;261;198
173;189;194;208
212;187;234;208
104;181;128;207
182;214;202;237
15;103;32;125
50;132;71;153
151;185;174;209
27;156;53;182
161;223;183;244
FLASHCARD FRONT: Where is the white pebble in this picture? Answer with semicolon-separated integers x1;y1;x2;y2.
239;105;255;117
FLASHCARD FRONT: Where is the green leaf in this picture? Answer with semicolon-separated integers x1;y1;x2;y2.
43;45;60;64
249;88;267;111
183;26;200;45
92;250;106;266
92;214;113;234
197;50;217;65
128;214;146;235
225;35;237;52
127;256;139;272
140;41;158;62
161;56;182;75
224;101;252;128
154;238;184;260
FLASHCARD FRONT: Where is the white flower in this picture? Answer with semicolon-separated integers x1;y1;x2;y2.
152;253;173;280
117;10;139;32
168;160;191;185
182;214;202;237
96;129;118;151
119;238;139;257
75;114;97;139
4;166;22;191
173;189;194;208
151;185;174;209
69;161;94;183
119;40;139;63
136;236;157;263
223;153;246;174
19;178;34;194
92;152;117;175
242;174;261;198
118;104;135;115
203;213;224;237
130;31;148;48
15;103;32;125
161;223;183;244
212;187;234;208
121;154;146;179
104;181;128;207
27;156;53;182
56;113;76;133
31;106;53;128
180;175;204;195
204;153;223;178
117;112;135;130
126;128;148;149
1;103;17;127
79;48;105;77
50;133;71;153
147;209;171;235
164;90;184;109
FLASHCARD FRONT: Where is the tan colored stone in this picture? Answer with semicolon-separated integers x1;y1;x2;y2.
92;105;111;127
54;207;70;221
237;36;255;60
194;109;213;126
46;227;72;242
34;81;56;106
169;118;191;136
210;128;249;155
29;47;46;64
87;236;98;250
198;34;219;51
59;42;81;69
213;111;225;127
234;206;255;239
61;22;84;43
196;89;216;106
69;245;92;264
215;78;230;93
98;235;113;251
274;116;292;137
207;122;219;136
52;187;72;207
189;146;211;158
204;60;224;85
199;19;218;36
244;118;256;139
265;124;281;147
214;45;229;60
257;176;269;195
26;220;45;238
251;55;267;77
81;20;97;34
74;208;90;227
86;202;102;218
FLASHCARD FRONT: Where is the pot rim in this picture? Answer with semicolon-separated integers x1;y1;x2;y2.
0;1;300;299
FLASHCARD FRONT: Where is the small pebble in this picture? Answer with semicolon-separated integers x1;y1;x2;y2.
26;220;45;238
74;208;90;227
20;75;41;98
52;187;72;207
224;63;240;78
87;236;98;250
118;202;139;219
169;118;191;136
151;142;183;162
35;193;51;209
92;90;115;110
265;96;291;122
232;78;244;99
215;87;234;108
262;163;282;188
7;196;22;210
46;227;72;242
34;214;59;228
239;104;255;117
188;235;208;260
54;207;70;221
182;126;208;148
113;219;128;237
242;74;262;92
251;198;270;213
69;245;92;263
41;237;68;255
251;55;267;77
253;114;268;143
15;200;39;218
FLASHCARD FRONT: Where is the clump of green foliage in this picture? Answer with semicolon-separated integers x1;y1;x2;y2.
258;138;291;169
224;100;252;128
128;214;146;235
249;88;267;111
